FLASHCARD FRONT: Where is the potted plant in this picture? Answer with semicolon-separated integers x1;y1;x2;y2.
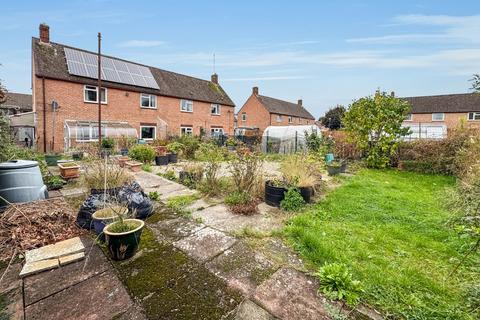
279;155;318;203
117;135;136;156
104;216;145;260
226;137;237;151
45;175;66;190
340;160;347;173
83;160;133;195
58;161;80;179
166;142;184;163
72;150;84;161
100;137;115;157
92;206;128;241
154;146;169;165
126;160;142;172
326;160;342;176
45;153;62;166
264;179;288;207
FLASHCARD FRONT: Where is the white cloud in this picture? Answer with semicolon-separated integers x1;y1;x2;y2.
118;40;165;48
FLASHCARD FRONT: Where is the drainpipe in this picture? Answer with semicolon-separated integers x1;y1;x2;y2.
42;77;47;152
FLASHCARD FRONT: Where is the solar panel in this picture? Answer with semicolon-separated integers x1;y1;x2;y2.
64;47;159;89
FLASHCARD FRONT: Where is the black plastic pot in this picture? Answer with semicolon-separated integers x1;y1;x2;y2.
327;165;341;176
265;181;288;207
104;219;144;260
72;152;84;161
155;155;169;165
340;162;347;173
168;153;178;163
120;148;129;156
100;149;112;158
299;186;314;203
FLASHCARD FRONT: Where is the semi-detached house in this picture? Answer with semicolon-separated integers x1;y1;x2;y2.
32;24;235;152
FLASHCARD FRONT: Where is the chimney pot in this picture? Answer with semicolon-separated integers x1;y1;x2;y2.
298;99;303;106
252;86;259;95
39;23;50;43
211;73;218;84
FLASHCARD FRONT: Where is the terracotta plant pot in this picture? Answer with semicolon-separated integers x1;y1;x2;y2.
104;219;144;260
58;162;80;179
126;161;142;172
117;156;130;168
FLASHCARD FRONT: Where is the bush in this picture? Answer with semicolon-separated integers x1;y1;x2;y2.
225;191;258;215
166;141;184;154
280;187;305;211
315;262;363;306
229;149;262;195
176;135;200;159
128;145;155;163
195;143;224;195
101;137;115;149
83;160;133;190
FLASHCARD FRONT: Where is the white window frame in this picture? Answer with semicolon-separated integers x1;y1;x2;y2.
405;113;413;121
276;115;282;122
432;113;445;121
241;113;246;122
84;85;107;104
180;100;193;112
211;104;220;115
210;127;224;136
140;126;156;140
140;94;157;109
288;116;293;123
468;112;480;121
181;126;193;135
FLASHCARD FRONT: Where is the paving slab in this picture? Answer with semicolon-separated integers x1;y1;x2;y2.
173;226;236;262
25;237;85;263
235;299;275;320
206;242;278;296
24;244;109;306
0;286;24;320
159;187;197;201
59;187;87;197
185;198;211;212
150;217;205;242
253;267;331;320
24;270;132;320
19;258;59;278
0;263;22;294
133;171;174;188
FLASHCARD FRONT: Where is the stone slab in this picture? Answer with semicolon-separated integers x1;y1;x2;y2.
206;242;278;296
59;187;87;197
19;258;59;278
253;267;331;320
58;252;85;266
133;171;173;188
0;286;24;320
24;270;132;320
235;299;275;320
25;237;85;263
0;263;22;294
159;188;197;201
24;244;109;306
173;227;236;262
185;198;210;212
150;218;205;242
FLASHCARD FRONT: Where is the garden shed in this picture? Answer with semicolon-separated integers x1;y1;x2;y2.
261;124;321;154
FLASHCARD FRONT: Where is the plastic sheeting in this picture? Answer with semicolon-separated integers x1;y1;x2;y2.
261;125;321;154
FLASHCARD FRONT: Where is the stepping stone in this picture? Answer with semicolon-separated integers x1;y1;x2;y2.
206;242;278;296
150;218;205;242
173;227;236;262
253;267;331;320
25;237;85;263
59;252;85;266
20;259;59;278
235;299;275;320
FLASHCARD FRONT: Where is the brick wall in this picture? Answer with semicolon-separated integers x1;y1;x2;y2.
404;112;480;129
34;77;235;152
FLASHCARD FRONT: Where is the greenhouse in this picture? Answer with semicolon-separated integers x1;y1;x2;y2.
261;125;321;154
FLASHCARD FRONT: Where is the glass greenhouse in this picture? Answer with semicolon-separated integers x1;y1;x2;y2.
261;125;321;154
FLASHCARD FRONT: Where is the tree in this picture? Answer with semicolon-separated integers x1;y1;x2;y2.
343;91;411;168
471;74;480;94
319;105;345;130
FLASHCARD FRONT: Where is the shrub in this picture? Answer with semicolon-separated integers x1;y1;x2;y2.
166;141;184;154
159;170;177;181
229;149;262;195
44;175;65;190
280;187;305;211
225;191;258;215
330;130;362;160
148;191;160;201
315;262;363;306
116;135;136;150
176;135;200;159
280;155;318;188
195;143;224;195
101;137;115;149
128;144;155;163
83;160;133;190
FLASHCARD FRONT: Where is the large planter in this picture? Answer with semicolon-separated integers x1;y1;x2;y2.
299;186;314;203
92;206;128;241
168;153;178;163
264;181;288;207
155;155;169;166
340;161;347;173
117;156;130;168
326;165;341;176
126;161;142;172
58;162;80;179
45;154;61;166
104;219;144;260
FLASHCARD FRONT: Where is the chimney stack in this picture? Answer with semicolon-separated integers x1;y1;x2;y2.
390;91;395;97
39;23;50;43
298;99;303;106
252;86;259;95
211;73;218;84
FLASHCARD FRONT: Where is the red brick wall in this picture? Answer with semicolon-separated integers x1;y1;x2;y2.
404;112;480;129
268;113;314;127
34;77;235;152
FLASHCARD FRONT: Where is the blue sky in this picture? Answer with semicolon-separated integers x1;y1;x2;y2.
1;0;480;118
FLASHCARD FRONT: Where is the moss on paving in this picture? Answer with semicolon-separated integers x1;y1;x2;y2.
112;227;242;319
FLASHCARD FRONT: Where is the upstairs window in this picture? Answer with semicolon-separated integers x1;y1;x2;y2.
276;115;282;122
468;112;480;121
84;85;107;104
242;113;247;121
405;113;413;121
432;113;445;121
141;94;157;108
181;100;193;112
211;104;220;115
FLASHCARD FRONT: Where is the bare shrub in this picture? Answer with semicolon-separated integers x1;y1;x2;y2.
229;148;262;194
83;159;133;190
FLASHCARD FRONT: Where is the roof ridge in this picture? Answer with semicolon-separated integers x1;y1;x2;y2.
401;92;477;99
258;94;302;106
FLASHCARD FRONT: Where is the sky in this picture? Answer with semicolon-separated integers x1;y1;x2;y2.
1;0;480;118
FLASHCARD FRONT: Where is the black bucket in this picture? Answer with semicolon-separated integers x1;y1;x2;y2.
299;186;314;203
264;181;287;207
168;153;177;163
155;155;169;166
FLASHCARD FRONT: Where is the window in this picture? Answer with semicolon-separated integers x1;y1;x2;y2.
211;128;224;136
405;113;413;121
288;116;293;123
140;126;156;140
276;115;282;122
84;85;107;103
241;113;247;122
181;100;193;112
432;113;445;121
181;126;193;135
468;112;480;121
140;94;157;108
211;104;220;115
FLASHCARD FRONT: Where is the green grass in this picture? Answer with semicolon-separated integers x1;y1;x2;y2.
284;169;479;319
166;194;200;217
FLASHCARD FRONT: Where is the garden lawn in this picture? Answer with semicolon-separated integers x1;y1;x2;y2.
284;169;479;319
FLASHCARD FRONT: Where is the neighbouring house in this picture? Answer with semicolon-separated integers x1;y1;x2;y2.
0;92;33;115
0;92;35;147
402;93;480;139
236;87;315;134
32;24;235;152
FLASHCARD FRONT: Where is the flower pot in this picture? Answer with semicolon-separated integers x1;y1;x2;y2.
126;161;142;172
120;148;129;156
100;149;112;158
264;181;288;207
325;153;334;163
58;162;80;179
45;154;61;166
72;152;84;161
104;219;144;260
168;153;178;163
340;162;347;173
92;206;128;241
117;156;130;168
327;165;341;176
155;155;169;166
299;186;314;203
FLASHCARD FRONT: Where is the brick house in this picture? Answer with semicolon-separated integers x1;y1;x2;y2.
32;24;235;152
0;92;32;115
236;87;315;134
402;93;480;139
